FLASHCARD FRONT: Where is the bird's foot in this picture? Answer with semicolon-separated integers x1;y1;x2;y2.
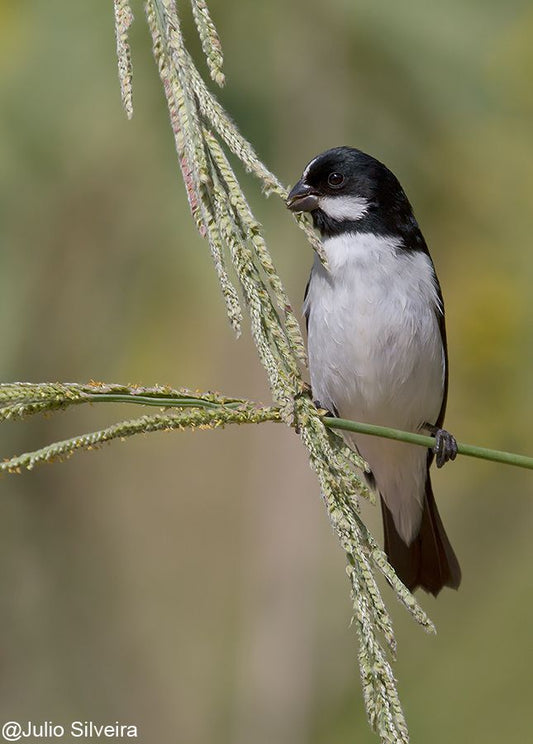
425;424;458;468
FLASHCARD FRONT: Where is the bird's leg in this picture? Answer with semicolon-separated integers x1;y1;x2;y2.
424;423;458;468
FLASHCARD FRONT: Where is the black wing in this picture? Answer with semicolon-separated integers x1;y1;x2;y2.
433;275;449;430
303;274;311;333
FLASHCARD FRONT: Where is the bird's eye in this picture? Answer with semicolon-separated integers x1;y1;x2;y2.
327;172;345;188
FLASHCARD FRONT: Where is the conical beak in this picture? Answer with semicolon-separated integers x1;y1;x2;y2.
286;181;320;212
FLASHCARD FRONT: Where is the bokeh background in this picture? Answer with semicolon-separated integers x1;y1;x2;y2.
1;1;532;742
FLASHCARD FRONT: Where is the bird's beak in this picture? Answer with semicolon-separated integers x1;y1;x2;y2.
286;180;320;212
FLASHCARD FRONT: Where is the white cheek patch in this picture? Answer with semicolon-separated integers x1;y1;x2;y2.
318;195;369;221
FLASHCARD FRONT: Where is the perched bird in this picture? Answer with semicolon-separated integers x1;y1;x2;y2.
287;146;461;595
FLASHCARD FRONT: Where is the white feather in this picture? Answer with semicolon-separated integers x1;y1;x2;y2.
318;195;369;221
302;155;319;181
305;232;445;544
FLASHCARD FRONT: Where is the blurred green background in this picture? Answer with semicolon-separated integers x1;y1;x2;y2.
0;0;532;742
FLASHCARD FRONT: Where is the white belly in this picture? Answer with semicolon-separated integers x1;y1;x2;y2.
305;232;445;543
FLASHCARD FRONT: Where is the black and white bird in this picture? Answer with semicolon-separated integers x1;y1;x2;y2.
287;146;461;595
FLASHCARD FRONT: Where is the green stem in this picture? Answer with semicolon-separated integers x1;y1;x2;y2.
82;391;533;471
323;417;533;471
83;394;243;409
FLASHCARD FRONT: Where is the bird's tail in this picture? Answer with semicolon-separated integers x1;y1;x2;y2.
381;475;461;596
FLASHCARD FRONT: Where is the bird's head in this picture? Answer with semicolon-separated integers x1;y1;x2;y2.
286;146;412;237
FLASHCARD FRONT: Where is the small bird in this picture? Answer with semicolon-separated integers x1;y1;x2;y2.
287;146;461;595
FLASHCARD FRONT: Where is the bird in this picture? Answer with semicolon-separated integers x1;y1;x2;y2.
286;146;461;595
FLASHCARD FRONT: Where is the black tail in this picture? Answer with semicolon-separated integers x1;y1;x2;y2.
381;475;461;596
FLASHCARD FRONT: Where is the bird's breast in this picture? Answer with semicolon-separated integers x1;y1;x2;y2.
305;232;445;430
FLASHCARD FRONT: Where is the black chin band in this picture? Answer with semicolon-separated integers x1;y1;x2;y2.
312;207;429;254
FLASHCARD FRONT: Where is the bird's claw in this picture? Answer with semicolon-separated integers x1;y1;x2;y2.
433;428;458;468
